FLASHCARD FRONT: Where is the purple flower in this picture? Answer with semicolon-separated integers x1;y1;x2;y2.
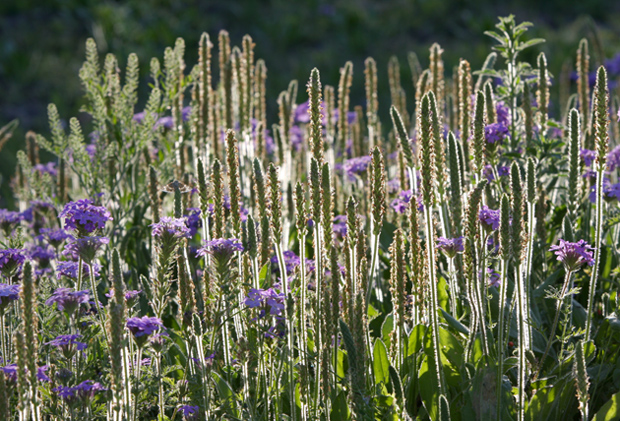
245;288;263;308
39;228;73;248
387;178;401;194
1;364;49;383
127;316;163;347
485;122;509;144
496;101;511;127
53;380;106;406
184;208;202;238
150;217;191;239
28;244;55;269
179;405;200;420
105;289;141;304
437;237;464;258
59;199;112;235
0;249;26;278
56;260;101;280
270;250;301;276
244;287;286;317
45;288;90;315
479;206;500;232
390;190;414;214
607;145;620;171
486;267;500;287
62;236;109;263
0;209;23;234
343;156;372;181
196;238;243;261
0;284;20;312
46;334;87;358
549;239;595;271
580;148;596;167
33;162;58;177
332;215;348;238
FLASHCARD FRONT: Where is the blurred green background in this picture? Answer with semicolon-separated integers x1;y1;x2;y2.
2;0;620;207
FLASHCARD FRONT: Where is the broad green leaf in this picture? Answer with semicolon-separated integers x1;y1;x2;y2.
373;339;390;386
419;355;439;421
407;324;426;357
389;365;403;401
259;262;270;285
382;314;394;345
593;389;620;421
331;390;350;420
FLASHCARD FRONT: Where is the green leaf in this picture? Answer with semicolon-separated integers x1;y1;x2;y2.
419;355;440;421
440;308;470;335
259;262;270;285
593;390;620;421
373;339;390;386
382;314;394;345
407;324;427;357
389;365;403;401
331;390;350;420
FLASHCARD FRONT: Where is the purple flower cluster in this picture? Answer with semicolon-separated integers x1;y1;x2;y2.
45;288;90;315
39;228;73;248
343;155;372;180
60;199;112;234
607;145;620;172
496;101;511;127
479;206;500;231
1;364;50;383
126;316;163;342
332;215;348;237
0;284;20;312
245;287;286;317
271;250;301;276
580;148;596;167
0;249;26;278
486;267;501;287
53;380;106;405
179;405;200;420
150;217;191;239
483;165;510;182
33;162;58;177
437;237;464;258
56;260;101;280
105;289;142;305
549;239;595;271
62;236;109;263
390;190;413;214
485;122;509;144
46;334;87;358
196;238;244;259
0;209;23;234
184;208;202;238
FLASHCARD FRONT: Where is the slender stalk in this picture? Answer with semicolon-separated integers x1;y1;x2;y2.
88;262;109;345
536;269;574;377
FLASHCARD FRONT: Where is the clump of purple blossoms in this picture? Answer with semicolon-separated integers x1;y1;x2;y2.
607;145;620;171
56;260;101;280
0;248;26;278
127;316;163;347
485;122;509;144
59;199;112;235
245;287;286;317
479;206;500;232
33;162;57;177
390;190;414;214
45;288;90;316
150;217;191;239
580;148;596;167
496;101;511;127
271;250;301;276
486;267;501;288
437;237;464;259
332;215;348;238
184;208;202;238
483;164;510;182
38;228;73;248
179;405;200;420
196;238;243;260
589;179;620;203
0;209;23;234
549;239;595;271
343;155;372;181
46;334;87;359
1;364;50;383
53;380;106;406
62;236;109;263
106;289;142;306
0;284;20;313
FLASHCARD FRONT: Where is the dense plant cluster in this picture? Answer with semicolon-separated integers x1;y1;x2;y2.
2;14;620;420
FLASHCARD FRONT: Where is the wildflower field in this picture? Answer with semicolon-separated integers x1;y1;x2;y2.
3;14;620;420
